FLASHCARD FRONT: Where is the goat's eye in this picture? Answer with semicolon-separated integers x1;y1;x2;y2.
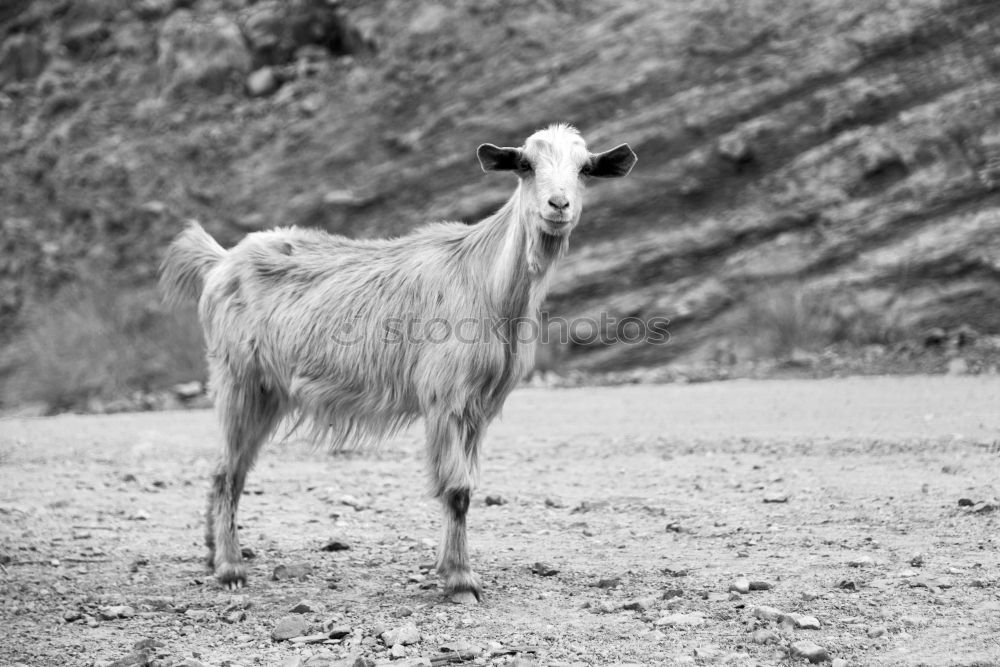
517;157;532;172
580;161;594;176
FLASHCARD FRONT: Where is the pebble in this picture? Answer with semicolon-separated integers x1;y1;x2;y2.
749;580;772;591
484;495;506;506
662;588;684;600
595;577;621;589
752;605;784;622
289;599;321;614
847;555;874;567
729;578;751;594
63;610;83;623
751;629;779;645
98;605;135;620
957;498;975;507
271;615;311;641
272;563;312;581
530;562;558;576
790;640;829;664
327;625;351;639
381;621;421;646
389;644;407;658
763;492;788;503
867;625;887;638
910;553;925;567
654;612;705;627
784;613;821;630
393;606;414;618
319;539;350;552
246;66;278;97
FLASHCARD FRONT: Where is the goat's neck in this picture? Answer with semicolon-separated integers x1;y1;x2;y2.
482;183;568;319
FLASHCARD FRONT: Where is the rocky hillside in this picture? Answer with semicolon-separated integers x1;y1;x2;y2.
2;0;999;407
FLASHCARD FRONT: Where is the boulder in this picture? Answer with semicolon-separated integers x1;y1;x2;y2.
157;10;252;98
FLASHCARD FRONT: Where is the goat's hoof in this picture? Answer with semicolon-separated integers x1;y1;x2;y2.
215;562;248;590
443;570;482;604
448;590;480;605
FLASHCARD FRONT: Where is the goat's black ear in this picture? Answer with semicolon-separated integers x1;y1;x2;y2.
587;144;637;178
477;144;522;172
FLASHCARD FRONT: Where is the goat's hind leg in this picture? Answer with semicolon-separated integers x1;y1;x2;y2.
427;411;484;604
206;380;282;590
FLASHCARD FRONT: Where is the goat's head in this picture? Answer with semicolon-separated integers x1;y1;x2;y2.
477;124;637;236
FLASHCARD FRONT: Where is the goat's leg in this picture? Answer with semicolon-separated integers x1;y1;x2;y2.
206;380;282;590
426;411;484;604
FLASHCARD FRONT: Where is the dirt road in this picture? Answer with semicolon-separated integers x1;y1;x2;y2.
2;376;999;666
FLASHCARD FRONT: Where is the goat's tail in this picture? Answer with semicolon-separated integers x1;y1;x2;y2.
159;220;226;306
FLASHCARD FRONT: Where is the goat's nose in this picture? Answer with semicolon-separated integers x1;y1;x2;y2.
548;195;570;210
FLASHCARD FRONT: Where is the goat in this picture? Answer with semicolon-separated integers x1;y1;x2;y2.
160;124;636;603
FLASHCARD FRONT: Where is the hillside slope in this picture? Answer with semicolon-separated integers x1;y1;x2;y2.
2;0;999;406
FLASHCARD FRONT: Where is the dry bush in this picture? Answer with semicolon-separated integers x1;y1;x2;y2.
2;281;205;413
744;285;907;359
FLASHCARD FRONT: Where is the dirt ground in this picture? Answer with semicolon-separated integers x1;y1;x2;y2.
2;376;999;667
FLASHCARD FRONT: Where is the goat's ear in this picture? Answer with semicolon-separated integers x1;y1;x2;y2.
586;144;637;178
477;144;522;173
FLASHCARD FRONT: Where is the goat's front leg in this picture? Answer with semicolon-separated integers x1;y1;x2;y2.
426;411;483;604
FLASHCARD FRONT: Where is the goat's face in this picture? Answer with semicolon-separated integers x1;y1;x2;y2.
477;124;637;236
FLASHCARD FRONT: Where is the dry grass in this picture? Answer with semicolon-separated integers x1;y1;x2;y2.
744;285;907;359
2;281;205;414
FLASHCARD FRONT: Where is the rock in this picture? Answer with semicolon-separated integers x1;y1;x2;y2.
590;600;617;614
530;562;558;576
389;644;407;658
642;629;666;641
749;580;772;591
654;612;705;627
171;380;203;399
847;555;874;567
784;613;821;630
319;538;350;551
901;615;929;627
867;625;887;638
289;599;321;614
290;633;331;645
752;605;784;622
326;624;351;639
909;553;924;567
837;579;859;592
381;621;420;646
246;67;279;97
831;659;849;667
729;578;751;594
706;592;729;602
484;494;506;506
224;610;246;623
662;588;684;599
133;639;164;651
157;11;252;98
763;492;788;503
99;605;135;620
958;497;975;507
239;0;370;66
947;357;969;375
63;610;83;622
440;639;480;655
184;609;211;621
0;33;48;86
272;562;312;580
595;577;621;589
973;501;997;514
790;640;829;663
272;615;311;641
621;595;658;611
751;629;779;645
172;660;208;667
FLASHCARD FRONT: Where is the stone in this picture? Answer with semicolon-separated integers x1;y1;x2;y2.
320;538;350;551
272;615;311;641
947;357;969;375
621;595;658;611
157;11;252;98
99;605;135;620
0;33;48;86
389;644;407;658
749;580;772;591
272;562;312;580
752;605;784;622
171;380;203;399
289;633;330;645
484;494;506;506
289;599;321;614
831;659;849;667
784;613;821;630
326;624;351;639
183;609;211;621
867;625;887;638
654;612;705;627
763;492;788;503
790;640;829;663
63;610;83;622
530;562;558;576
224;610;246;623
595;577;621;589
958;498;975;507
751;629;779;645
246;67;279;97
729;578;751;594
847;555;874;567
381;621;420;646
